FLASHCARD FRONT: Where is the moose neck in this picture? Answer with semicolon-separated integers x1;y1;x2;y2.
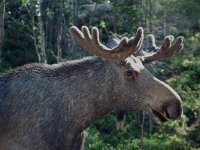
60;57;120;133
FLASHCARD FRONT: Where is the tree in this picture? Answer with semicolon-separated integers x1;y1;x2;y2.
37;0;47;63
0;0;5;56
21;0;47;63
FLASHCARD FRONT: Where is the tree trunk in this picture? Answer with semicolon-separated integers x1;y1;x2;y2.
56;0;64;63
0;0;5;56
56;26;63;63
140;111;144;150
37;0;47;63
144;0;148;28
31;16;41;63
148;114;154;132
148;0;153;32
163;10;167;36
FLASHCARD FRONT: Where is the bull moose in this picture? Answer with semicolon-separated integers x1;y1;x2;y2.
0;26;184;150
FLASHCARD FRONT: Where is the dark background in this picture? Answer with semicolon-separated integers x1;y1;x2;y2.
0;0;200;149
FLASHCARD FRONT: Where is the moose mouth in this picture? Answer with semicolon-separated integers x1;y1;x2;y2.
152;110;170;122
151;103;182;122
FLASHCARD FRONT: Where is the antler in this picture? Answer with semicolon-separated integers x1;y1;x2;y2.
70;26;144;61
140;34;184;63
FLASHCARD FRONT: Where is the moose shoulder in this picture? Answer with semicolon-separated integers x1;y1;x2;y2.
0;26;184;150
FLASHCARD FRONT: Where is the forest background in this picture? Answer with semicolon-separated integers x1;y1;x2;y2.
0;0;200;149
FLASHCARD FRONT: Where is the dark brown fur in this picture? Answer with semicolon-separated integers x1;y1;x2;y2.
0;56;182;150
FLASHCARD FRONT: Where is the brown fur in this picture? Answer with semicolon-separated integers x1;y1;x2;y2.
0;26;183;149
0;56;182;150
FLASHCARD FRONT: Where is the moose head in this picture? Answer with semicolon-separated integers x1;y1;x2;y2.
70;26;183;124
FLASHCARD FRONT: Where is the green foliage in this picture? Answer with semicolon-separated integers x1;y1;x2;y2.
2;20;37;67
112;0;144;33
84;1;200;149
164;32;200;149
189;123;200;147
0;58;11;72
180;0;200;29
85;113;192;150
1;0;200;149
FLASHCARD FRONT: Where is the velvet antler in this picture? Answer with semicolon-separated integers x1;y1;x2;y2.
140;34;184;63
70;26;144;61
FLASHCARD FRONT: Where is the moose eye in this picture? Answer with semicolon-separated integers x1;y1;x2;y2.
126;70;133;76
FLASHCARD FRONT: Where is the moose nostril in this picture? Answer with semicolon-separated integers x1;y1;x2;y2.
166;104;182;120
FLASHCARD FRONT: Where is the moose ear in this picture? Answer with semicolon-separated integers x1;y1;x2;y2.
106;37;120;49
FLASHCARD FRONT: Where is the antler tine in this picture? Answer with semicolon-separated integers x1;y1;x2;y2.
126;27;144;55
171;36;184;53
111;27;144;59
141;35;184;63
146;34;159;52
70;26;115;60
70;26;144;61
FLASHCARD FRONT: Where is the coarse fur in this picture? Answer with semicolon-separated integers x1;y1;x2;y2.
0;26;183;150
0;56;182;150
0;57;110;149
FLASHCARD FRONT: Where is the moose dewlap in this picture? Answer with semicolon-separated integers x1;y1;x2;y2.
0;26;183;150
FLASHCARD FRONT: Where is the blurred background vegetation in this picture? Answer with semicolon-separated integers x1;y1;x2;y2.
0;0;200;149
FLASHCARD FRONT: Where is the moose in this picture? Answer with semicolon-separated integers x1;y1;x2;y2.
0;26;183;150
